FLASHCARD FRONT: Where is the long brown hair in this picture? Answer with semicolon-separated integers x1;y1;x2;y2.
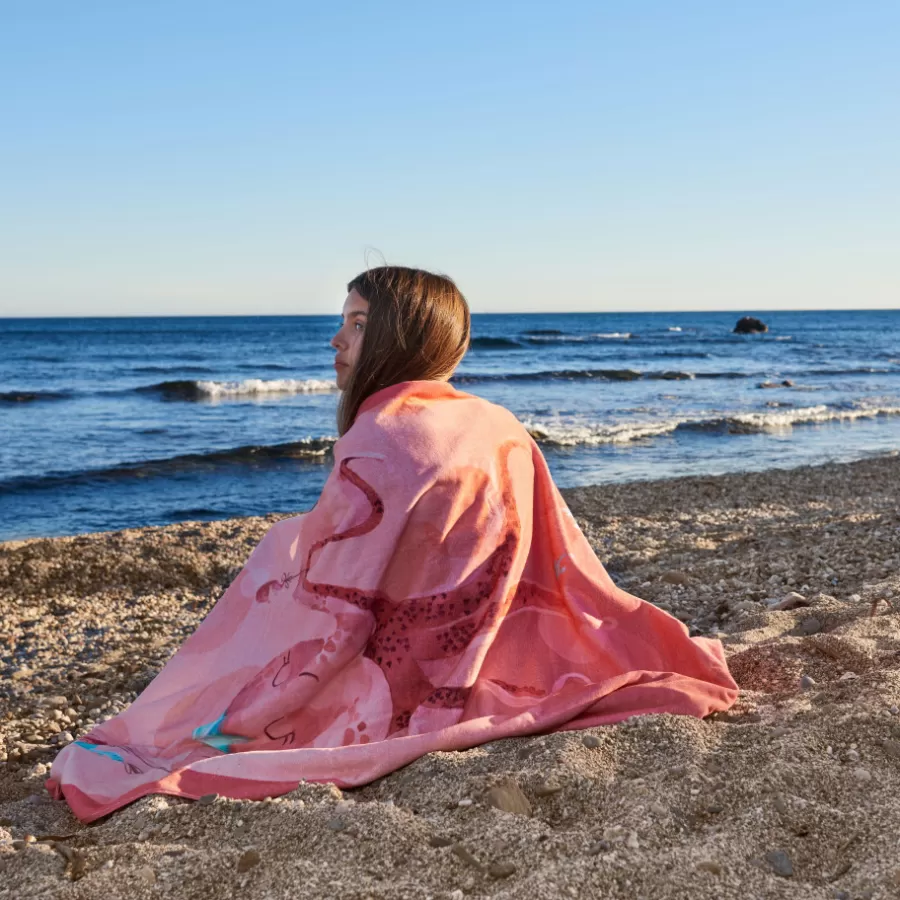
337;266;471;435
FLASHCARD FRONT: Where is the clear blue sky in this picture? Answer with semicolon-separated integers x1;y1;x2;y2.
1;1;898;316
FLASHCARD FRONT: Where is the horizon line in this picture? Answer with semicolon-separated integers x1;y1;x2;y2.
1;307;897;321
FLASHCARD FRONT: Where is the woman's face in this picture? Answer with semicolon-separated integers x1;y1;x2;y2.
330;289;369;390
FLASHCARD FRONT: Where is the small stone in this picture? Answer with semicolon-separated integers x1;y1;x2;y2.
46;696;69;708
765;849;794;877
327;817;348;831
586;839;611;855
534;782;563;797
197;793;218;806
457;798;473;807
696;860;722;875
582;735;602;749
889;705;899;715
797;617;822;636
800;674;817;691
489;861;517;879
773;592;809;610
881;740;900;759
451;843;483;870
485;780;532;817
662;571;691;586
625;831;639;849
852;767;872;783
136;866;156;885
237;849;261;872
839;672;858;681
649;801;666;816
429;835;455;848
843;748;860;763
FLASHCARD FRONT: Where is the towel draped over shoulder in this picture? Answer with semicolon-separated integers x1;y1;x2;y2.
48;380;738;822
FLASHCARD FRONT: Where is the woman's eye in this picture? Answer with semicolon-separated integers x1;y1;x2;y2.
354;322;364;331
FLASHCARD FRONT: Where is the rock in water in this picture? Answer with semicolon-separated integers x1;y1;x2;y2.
734;316;768;334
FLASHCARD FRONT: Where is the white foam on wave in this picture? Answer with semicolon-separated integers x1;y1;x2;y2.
194;378;337;398
728;403;900;430
525;419;680;446
525;402;900;447
668;326;682;332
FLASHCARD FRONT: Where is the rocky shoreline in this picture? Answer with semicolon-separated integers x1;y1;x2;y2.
2;453;899;898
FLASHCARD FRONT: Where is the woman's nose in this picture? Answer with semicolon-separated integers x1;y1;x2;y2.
330;330;344;350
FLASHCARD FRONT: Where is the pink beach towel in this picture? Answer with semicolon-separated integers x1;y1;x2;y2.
48;381;738;822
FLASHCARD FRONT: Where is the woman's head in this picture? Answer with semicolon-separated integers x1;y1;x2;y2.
331;266;470;435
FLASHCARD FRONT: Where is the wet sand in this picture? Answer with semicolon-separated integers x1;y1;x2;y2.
1;454;899;899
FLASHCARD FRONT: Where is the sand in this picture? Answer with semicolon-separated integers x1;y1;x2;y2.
1;453;899;899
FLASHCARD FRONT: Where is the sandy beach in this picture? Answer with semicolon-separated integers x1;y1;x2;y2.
2;454;899;899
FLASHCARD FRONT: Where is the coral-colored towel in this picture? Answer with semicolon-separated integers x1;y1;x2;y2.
48;381;737;822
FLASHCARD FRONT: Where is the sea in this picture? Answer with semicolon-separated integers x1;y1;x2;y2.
1;310;899;542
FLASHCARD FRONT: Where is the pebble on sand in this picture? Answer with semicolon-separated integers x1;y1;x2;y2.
765;850;794;878
485;780;532;817
237;849;261;872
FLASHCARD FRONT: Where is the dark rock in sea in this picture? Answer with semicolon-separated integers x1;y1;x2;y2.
734;316;768;334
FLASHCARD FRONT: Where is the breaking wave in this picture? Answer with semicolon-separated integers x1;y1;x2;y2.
522;332;632;344
0;437;337;494
469;337;524;349
526;404;900;446
137;378;337;400
0;390;72;405
454;368;747;384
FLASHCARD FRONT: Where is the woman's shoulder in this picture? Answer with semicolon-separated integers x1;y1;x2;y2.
341;381;529;455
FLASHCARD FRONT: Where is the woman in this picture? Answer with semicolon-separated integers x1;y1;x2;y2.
49;266;737;822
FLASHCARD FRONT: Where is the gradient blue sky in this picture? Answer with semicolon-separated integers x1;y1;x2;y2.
2;1;898;316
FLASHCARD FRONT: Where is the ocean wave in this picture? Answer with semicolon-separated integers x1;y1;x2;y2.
523;332;632;344
521;329;563;336
454;368;747;384
704;404;900;433
0;389;72;405
136;378;337;400
667;326;682;332
469;337;524;349
235;363;297;371
527;404;900;447
0;437;336;494
132;365;217;375
806;367;899;376
526;420;681;445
